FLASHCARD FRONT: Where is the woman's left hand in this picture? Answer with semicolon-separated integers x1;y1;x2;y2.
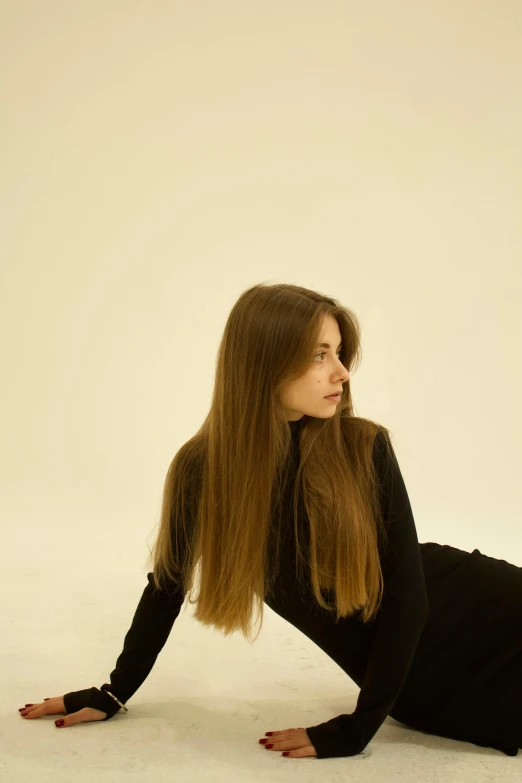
259;727;318;758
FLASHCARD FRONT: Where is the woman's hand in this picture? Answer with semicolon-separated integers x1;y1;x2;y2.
18;695;107;726
258;727;317;758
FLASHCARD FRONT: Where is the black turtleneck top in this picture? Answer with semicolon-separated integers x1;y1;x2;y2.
96;420;430;758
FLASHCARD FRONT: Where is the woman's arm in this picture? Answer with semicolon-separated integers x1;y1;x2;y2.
63;573;186;719
306;431;429;758
99;573;186;713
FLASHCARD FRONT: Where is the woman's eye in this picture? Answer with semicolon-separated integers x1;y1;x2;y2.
316;351;342;362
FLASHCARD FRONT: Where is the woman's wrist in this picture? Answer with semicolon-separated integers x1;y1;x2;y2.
100;684;128;713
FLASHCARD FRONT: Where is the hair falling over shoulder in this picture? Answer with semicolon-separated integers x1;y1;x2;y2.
147;282;394;643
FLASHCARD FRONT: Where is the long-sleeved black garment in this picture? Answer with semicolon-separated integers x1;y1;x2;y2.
94;420;522;758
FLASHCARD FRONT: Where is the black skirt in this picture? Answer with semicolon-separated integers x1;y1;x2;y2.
390;543;522;756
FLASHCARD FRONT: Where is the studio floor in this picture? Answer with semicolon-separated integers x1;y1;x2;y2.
4;542;520;783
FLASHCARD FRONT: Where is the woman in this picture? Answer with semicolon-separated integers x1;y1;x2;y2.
19;282;521;759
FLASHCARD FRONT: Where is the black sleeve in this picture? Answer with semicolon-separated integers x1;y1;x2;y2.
306;431;429;758
98;573;186;712
97;454;202;717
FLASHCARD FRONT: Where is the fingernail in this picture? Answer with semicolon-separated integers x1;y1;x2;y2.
265;731;273;736
55;719;65;727
259;739;268;744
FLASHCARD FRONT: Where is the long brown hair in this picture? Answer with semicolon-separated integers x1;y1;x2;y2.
147;282;393;643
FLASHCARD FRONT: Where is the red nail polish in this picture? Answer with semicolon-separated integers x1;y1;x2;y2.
265;731;273;736
282;752;290;756
55;719;65;727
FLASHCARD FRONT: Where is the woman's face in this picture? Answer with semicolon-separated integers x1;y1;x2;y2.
282;315;350;422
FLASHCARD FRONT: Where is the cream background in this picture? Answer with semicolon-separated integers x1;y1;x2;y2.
1;1;521;780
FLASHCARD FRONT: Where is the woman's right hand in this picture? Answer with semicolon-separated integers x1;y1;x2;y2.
19;695;107;726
